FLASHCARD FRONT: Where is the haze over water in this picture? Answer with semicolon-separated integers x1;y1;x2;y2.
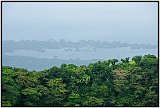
2;2;158;70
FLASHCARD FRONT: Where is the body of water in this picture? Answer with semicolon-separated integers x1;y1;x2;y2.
6;47;158;60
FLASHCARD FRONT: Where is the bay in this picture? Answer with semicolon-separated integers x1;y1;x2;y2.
6;47;158;60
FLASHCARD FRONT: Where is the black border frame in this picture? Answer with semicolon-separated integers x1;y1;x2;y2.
1;1;159;107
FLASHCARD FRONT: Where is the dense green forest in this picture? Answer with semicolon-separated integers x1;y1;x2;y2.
2;54;158;106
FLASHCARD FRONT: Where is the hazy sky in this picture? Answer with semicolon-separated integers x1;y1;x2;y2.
2;2;158;44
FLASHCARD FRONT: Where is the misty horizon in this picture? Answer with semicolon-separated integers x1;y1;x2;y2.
2;2;158;70
2;2;158;44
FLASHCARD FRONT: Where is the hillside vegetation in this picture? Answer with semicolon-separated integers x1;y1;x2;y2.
2;54;158;106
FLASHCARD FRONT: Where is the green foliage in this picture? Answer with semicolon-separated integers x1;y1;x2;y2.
121;57;130;63
132;55;142;65
83;96;105;106
2;54;158;106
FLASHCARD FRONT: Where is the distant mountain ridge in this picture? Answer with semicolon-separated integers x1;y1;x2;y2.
2;55;100;71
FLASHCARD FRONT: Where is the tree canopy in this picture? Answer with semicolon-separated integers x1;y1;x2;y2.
2;54;158;106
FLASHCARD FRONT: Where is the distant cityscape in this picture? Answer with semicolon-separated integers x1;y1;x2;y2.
2;39;158;70
3;39;158;53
